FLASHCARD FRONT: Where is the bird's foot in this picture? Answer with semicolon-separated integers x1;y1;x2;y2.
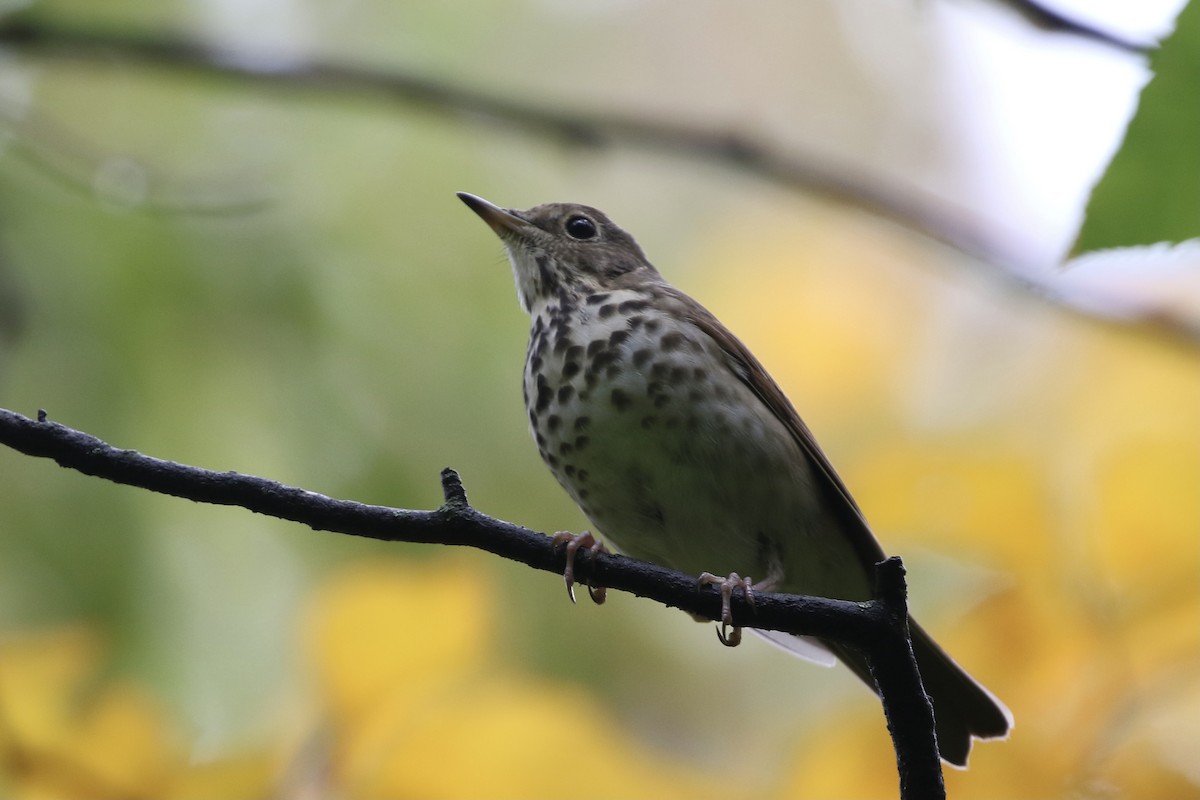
697;572;760;647
552;531;607;605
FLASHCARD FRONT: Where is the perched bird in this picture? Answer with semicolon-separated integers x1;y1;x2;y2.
458;192;1012;767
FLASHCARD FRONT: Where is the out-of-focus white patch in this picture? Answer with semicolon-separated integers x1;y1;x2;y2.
933;1;1153;267
187;0;313;66
1055;240;1200;325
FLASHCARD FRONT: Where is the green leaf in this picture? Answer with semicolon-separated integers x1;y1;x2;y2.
1074;0;1200;255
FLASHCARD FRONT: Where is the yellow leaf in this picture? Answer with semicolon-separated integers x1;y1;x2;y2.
0;626;179;798
305;557;493;726
340;676;720;800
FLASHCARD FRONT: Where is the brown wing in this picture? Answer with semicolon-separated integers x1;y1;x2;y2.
661;286;1014;765
663;286;887;570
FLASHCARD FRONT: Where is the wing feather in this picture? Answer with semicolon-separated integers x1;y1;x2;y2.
662;287;887;570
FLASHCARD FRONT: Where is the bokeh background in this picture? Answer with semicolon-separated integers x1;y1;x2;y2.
0;1;1198;798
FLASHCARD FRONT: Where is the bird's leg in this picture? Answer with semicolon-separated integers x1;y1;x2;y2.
697;568;782;647
552;531;608;605
698;572;752;647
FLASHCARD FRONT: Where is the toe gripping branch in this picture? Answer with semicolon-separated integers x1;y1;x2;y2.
552;531;608;605
697;572;761;647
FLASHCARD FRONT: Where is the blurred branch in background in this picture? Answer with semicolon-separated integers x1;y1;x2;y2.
0;406;945;799
1;15;1196;349
0;98;272;216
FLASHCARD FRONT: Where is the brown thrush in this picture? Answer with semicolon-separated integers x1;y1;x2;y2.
458;192;1012;767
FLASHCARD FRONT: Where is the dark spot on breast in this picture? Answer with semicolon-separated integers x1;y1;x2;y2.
654;395;671;409
688;389;704;402
632;348;652;368
598;304;616;319
590;350;616;373
692;368;708;382
563;361;581;379
713;384;730;401
640;415;657;429
650;362;670;379
535;374;554;413
670;366;688;382
606;365;621;379
530;355;543;372
578;488;590;499
546;453;559;467
587;339;608;358
565;344;584;362
550;317;572;340
574;416;591;431
528;409;536;426
532;316;545;335
645;319;661;334
564;464;576;477
584;372;598;389
546;414;562;432
554;336;574;355
628;316;645;331
660;332;685;351
646;381;665;397
559;442;573;455
608;329;630;347
611;388;632;411
577;469;590;483
585;293;610;305
574;435;590;450
557;385;574;404
618;299;649;314
535;431;546;447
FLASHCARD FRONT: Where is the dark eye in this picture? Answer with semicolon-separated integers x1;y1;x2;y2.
565;215;598;241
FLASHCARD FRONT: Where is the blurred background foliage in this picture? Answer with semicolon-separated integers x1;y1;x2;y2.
0;1;1197;798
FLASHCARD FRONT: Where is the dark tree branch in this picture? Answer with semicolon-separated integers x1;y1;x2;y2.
0;406;944;799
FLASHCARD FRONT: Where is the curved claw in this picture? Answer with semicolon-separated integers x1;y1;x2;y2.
716;623;743;647
552;531;608;605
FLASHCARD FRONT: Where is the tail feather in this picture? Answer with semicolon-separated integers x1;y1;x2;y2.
824;618;1011;768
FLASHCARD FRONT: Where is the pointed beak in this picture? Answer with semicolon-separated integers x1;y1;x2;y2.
457;192;528;238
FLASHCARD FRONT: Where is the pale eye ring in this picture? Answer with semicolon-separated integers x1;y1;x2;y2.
565;215;598;240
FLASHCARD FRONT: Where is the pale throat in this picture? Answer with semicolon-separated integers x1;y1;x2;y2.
503;247;538;313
